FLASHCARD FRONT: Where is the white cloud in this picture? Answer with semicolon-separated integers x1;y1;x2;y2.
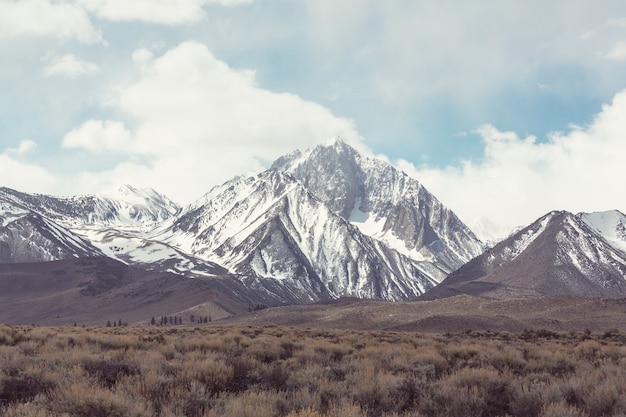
62;120;134;153
6;139;37;156
132;48;153;66
42;54;99;78
401;89;626;239
0;145;56;192
0;0;101;43
603;41;626;61
77;0;253;25
65;41;360;203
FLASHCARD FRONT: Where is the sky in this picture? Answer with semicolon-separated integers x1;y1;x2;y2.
1;0;626;239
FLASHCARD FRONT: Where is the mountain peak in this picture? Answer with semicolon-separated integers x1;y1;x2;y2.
269;136;483;269
322;136;350;149
99;184;156;199
271;137;358;173
422;208;626;300
319;136;358;154
117;184;138;194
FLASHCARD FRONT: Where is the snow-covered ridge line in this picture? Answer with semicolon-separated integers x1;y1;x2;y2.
1;185;180;231
580;210;626;255
500;211;556;261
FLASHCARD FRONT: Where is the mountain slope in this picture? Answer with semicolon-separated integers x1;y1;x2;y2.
273;139;484;270
422;210;626;300
0;198;104;263
160;169;440;302
0;186;231;275
580;210;626;254
0;257;251;326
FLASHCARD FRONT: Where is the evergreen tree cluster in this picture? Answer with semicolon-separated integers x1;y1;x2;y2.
148;315;211;326
105;319;127;327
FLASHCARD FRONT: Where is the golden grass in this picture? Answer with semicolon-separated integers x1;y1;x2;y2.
0;325;626;416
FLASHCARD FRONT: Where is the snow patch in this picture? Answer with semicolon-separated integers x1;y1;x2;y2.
580;210;626;255
0;202;29;227
502;213;554;261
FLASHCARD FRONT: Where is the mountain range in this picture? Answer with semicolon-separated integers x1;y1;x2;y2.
1;138;625;326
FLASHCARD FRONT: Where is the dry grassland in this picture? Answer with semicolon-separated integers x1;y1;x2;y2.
1;325;625;417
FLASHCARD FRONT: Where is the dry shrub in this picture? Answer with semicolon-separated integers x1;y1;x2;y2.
442;343;484;369
434;383;486;417
18;340;39;357
490;346;528;374
194;357;234;395
511;388;547;417
0;372;56;405
287;406;323;417
50;382;152;417
208;389;286;417
165;380;216;417
286;362;326;391
0;401;52;417
540;401;588;417
2;325;626;417
509;373;561;417
574;340;602;362
82;358;140;388
309;339;352;364
410;349;447;380
532;349;576;377
349;363;406;415
556;367;626;417
438;367;515;417
226;356;262;391
0;325;21;346
585;381;622;417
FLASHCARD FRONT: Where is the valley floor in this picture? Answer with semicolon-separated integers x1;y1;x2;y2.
1;324;625;417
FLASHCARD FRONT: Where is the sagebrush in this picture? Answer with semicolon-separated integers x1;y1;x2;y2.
0;325;625;417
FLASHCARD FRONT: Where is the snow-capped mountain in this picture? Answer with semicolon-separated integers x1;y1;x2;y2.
272;139;484;270
148;139;485;301
0;198;104;263
0;185;180;230
421;210;626;300
158;169;441;301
